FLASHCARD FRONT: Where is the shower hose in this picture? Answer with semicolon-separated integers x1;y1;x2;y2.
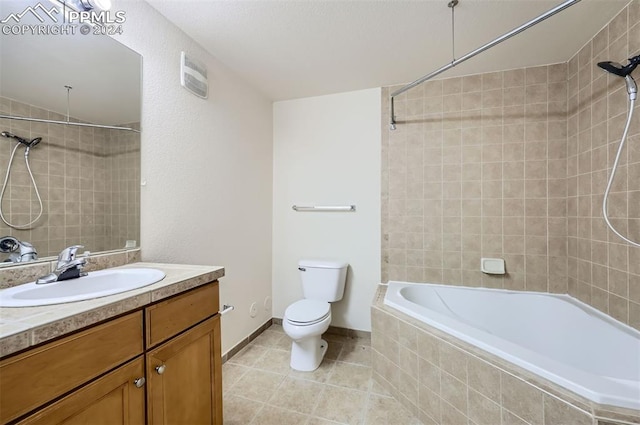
0;142;43;229
602;97;640;247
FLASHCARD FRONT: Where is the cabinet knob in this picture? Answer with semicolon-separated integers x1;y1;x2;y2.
155;364;166;375
133;377;146;388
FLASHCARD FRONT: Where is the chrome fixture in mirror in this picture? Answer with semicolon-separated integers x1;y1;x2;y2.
0;236;37;263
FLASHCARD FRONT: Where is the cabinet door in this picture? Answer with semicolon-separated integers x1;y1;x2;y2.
1;312;143;424
146;316;222;425
16;357;145;425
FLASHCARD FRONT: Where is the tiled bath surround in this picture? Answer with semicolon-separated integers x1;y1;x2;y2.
0;97;140;259
382;64;569;293
371;286;640;425
566;1;640;329
381;0;640;330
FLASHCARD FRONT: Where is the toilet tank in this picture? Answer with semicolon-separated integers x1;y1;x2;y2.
298;259;348;302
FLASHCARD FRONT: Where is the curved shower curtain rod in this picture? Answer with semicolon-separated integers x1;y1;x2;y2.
389;0;582;130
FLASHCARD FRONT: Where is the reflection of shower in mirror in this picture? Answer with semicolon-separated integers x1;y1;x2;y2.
0;131;44;230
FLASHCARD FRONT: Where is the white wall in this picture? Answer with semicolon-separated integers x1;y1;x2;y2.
272;88;381;331
114;0;273;354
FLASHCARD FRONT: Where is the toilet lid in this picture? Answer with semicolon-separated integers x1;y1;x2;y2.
285;299;330;324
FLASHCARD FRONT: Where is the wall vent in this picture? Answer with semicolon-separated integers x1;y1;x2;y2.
180;52;208;99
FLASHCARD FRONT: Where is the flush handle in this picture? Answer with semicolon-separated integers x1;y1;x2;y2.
298;267;306;272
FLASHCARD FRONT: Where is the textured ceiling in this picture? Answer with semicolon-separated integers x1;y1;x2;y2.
146;0;630;101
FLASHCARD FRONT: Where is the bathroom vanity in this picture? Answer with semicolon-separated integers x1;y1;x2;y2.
0;262;224;425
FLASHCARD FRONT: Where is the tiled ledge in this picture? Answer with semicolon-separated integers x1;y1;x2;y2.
371;285;640;425
0;248;142;289
0;260;224;358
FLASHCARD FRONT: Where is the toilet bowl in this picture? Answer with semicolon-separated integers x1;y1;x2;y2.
283;299;332;371
283;260;348;372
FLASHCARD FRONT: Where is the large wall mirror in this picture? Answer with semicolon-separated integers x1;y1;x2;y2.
0;0;142;265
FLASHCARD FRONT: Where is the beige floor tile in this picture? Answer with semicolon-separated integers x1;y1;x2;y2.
275;335;293;351
222;362;250;392
338;342;373;366
323;333;352;343
227;343;269;367
223;394;263;425
267;376;325;414
370;378;392;397
313;386;368;425
253;347;292;375
328;361;373;391
324;339;344;360
306;417;347;425
289;359;336;383
268;324;285;334
228;368;285;402
253;329;287;348
248;405;308;425
224;327;420;425
364;393;422;425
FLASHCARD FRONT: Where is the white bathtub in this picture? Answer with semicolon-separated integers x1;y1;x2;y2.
383;281;640;411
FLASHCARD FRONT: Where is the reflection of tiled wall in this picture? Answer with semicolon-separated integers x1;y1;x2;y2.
566;3;640;329
382;0;640;331
0;97;140;259
105;123;141;252
382;64;569;293
371;288;640;425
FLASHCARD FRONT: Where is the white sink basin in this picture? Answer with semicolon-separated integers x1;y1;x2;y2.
0;268;166;307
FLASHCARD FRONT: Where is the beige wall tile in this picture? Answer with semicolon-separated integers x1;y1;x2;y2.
501;373;544;425
468;388;501;425
381;0;639;330
543;395;593;425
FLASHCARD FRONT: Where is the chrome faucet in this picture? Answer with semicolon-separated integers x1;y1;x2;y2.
36;245;88;284
0;236;37;263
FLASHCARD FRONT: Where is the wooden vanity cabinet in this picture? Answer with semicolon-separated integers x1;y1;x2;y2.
0;281;222;425
144;283;222;425
15;357;146;425
0;312;144;424
146;316;222;425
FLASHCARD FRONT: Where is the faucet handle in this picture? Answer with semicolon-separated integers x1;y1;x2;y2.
58;245;84;263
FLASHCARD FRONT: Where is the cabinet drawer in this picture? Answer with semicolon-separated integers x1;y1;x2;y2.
0;312;143;424
145;282;219;348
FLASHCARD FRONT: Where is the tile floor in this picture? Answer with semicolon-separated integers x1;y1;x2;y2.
223;324;422;425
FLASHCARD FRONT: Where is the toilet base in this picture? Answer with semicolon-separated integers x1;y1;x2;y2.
290;337;328;371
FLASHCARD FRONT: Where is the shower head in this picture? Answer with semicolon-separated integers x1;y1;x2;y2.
1;131;28;145
598;55;640;100
597;61;636;77
1;132;41;148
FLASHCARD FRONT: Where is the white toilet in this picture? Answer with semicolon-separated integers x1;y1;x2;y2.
283;259;348;371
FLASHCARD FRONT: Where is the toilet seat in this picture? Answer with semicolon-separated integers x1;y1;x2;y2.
285;299;330;326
